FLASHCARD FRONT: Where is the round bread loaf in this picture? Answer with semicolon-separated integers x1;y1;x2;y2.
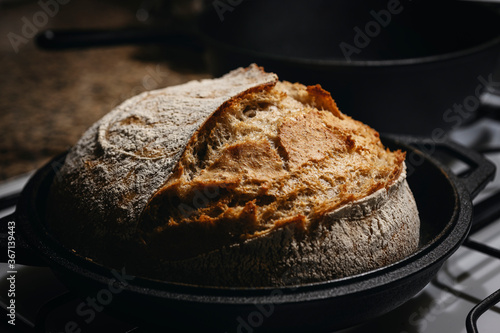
48;64;420;287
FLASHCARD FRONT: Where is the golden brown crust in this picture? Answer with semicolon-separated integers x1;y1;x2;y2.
139;81;408;261
277;109;354;168
47;64;278;267
305;84;343;118
48;65;418;287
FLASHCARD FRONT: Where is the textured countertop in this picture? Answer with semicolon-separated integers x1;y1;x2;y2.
0;0;209;181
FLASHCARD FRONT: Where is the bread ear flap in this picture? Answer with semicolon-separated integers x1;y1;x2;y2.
305;84;343;118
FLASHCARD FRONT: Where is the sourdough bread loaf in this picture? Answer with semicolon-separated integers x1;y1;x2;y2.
48;64;420;287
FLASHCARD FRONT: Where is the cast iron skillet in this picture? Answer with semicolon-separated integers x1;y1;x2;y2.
0;135;495;332
36;0;500;135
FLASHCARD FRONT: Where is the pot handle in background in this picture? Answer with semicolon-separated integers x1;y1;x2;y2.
35;28;201;51
0;212;46;266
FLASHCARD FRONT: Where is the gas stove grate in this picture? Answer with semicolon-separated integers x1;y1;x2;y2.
466;288;500;333
464;189;500;333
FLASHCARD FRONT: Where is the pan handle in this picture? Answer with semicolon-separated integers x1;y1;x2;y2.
430;139;496;199
389;135;496;198
0;212;46;266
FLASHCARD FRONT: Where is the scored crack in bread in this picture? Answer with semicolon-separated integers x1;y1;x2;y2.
48;64;277;260
48;64;420;287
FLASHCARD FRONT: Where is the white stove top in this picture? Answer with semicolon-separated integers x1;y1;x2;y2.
1;120;499;333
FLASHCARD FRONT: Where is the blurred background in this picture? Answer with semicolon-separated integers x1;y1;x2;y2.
0;0;209;181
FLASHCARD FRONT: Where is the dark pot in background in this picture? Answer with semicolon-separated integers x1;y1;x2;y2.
201;0;500;135
37;0;500;136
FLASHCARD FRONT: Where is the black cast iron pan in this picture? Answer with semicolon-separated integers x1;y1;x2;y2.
0;135;495;332
36;0;500;135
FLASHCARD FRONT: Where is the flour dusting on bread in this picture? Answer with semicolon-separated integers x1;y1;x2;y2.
48;64;420;287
